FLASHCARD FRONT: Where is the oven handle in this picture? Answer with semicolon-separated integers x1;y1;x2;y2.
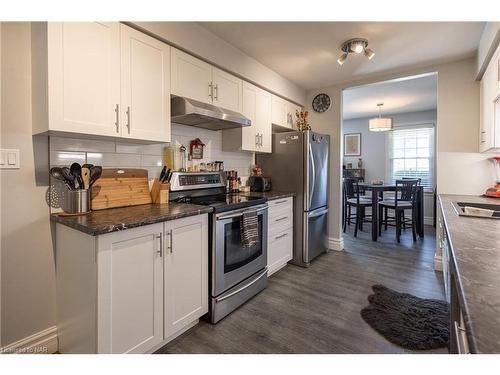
215;269;267;303
216;205;268;221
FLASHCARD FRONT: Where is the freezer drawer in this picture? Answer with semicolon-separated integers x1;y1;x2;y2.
303;207;328;264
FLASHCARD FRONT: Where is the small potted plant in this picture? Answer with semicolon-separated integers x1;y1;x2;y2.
296;109;310;131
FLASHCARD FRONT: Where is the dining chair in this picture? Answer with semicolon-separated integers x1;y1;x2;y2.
382;177;421;230
343;178;373;237
378;179;419;243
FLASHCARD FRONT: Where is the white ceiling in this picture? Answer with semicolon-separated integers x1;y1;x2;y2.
198;22;484;90
342;73;438;119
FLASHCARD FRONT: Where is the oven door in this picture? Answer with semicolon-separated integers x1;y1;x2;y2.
212;204;268;296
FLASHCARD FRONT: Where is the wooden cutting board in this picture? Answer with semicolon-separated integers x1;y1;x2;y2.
91;168;152;211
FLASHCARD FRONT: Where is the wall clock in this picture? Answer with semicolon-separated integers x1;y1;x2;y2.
312;93;331;113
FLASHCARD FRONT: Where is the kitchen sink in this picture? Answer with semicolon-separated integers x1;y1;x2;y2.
452;201;500;219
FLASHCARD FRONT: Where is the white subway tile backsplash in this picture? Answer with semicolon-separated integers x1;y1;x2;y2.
50;151;87;166
49;124;255;179
87;152;141;167
50;136;115;153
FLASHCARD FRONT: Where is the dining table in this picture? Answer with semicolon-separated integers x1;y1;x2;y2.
356;182;425;241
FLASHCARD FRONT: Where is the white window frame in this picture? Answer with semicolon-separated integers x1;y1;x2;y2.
385;122;436;192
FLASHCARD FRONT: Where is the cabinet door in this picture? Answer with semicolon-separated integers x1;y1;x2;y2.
48;22;120;136
97;223;164;354
170;48;212;104
212;67;243;113
271;94;288;128
120;25;171;142
164;215;208;339
480;57;495;152
240;82;258;152
256;88;272;153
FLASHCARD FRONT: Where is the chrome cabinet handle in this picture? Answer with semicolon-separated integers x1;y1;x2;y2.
275;216;288;222
208;82;213;100
255;133;259;147
274;199;288;205
156;234;163;257
114;104;119;133
275;233;288;240
165;229;173;253
214;84;218;101
126;106;131;134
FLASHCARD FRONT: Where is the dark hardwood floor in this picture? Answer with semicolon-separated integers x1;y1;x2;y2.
156;224;447;354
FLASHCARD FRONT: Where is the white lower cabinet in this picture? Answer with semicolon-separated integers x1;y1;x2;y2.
267;197;294;276
164;215;208;339
97;223;164;354
55;214;208;354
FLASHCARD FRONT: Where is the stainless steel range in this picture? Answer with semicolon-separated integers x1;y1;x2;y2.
169;171;268;323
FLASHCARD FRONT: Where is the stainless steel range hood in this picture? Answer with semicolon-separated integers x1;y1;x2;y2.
171;96;251;130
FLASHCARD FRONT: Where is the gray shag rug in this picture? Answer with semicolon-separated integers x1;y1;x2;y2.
360;285;449;350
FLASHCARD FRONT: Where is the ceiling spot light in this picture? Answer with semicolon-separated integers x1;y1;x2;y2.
337;38;375;65
369;103;393;132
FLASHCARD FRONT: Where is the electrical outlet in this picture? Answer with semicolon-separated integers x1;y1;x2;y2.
0;149;20;169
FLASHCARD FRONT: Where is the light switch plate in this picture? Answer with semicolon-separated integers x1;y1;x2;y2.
0;149;20;169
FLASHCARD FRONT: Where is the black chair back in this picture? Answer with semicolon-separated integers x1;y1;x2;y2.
343;178;358;200
395;179;418;206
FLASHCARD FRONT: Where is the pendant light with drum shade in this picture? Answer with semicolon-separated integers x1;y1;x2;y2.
369;103;393;132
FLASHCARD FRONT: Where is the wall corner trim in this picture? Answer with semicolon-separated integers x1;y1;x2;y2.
328;237;344;252
0;326;58;354
434;255;443;272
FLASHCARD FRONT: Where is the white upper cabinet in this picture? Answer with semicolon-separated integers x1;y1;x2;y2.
212;67;243;112
480;42;500;153
170;47;243;113
256;88;272;153
271;94;288;128
33;22;121;137
164;215;208;339
221;81;271;153
32;22;171;143
170;48;212;104
120;25;171;142
97;223;164;354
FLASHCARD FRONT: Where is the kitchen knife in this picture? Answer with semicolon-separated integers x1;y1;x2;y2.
163;168;171;183
159;166;167;182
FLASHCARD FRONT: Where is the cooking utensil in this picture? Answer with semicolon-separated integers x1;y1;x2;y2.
89;166;102;188
61;167;76;190
50;167;73;190
81;167;91;189
82;163;94;169
70;163;83;189
45;182;65;209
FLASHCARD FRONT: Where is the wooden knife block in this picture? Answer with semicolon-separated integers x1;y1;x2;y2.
151;178;170;204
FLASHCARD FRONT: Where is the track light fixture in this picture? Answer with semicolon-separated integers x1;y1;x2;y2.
337;38;375;66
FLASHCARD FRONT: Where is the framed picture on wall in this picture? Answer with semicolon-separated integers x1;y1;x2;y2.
344;133;361;156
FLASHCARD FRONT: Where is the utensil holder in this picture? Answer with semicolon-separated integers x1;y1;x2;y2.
62;188;91;215
151;179;170;204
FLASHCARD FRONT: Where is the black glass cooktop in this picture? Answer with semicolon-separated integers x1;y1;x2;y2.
176;194;266;213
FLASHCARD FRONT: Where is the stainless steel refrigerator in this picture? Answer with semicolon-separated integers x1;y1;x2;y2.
256;130;329;267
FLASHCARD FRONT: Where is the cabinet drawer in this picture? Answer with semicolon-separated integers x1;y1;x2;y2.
269;205;292;236
268;227;293;276
268;197;293;208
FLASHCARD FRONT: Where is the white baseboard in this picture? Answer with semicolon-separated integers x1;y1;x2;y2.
327;237;344;251
0;326;58;354
434;255;443;271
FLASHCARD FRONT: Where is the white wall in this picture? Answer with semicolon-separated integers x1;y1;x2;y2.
306;57;490;245
1;22;57;346
130;22;305;105
343;109;437;182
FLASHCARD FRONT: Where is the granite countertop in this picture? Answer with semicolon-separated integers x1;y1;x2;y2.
51;203;213;236
239;191;296;201
438;194;500;354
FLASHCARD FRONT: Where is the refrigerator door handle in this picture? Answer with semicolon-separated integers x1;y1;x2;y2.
309;142;316;209
308;207;328;218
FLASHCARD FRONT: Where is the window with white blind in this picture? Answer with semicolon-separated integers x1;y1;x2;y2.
387;125;435;191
